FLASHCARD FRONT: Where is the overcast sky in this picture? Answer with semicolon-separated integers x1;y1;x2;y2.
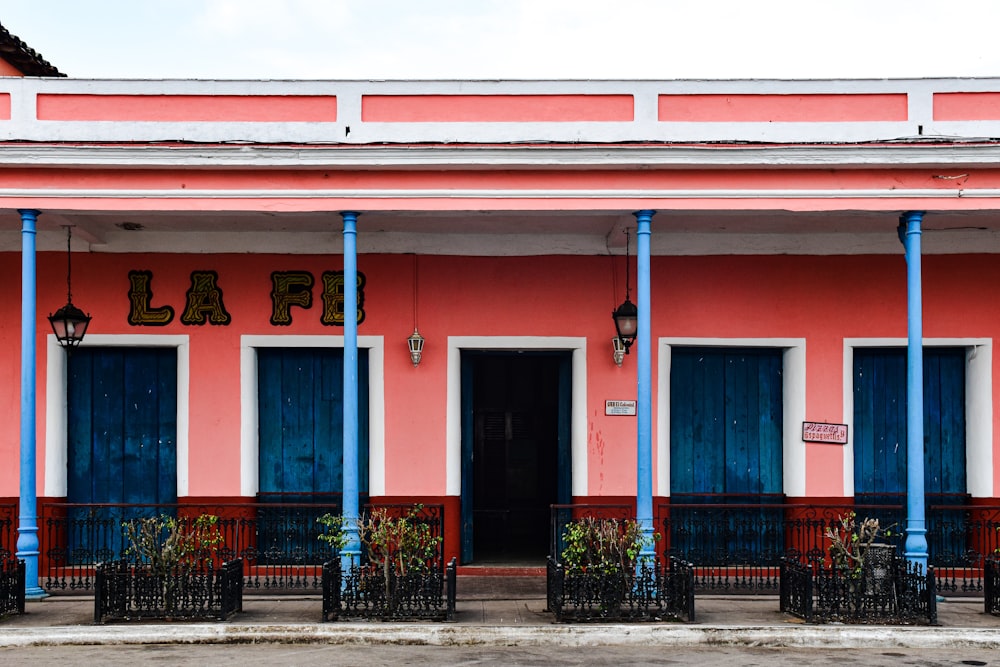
1;0;998;81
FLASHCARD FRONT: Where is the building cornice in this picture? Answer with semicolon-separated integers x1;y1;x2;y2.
1;142;1000;170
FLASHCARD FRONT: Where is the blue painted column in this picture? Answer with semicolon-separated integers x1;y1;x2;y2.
899;210;928;570
16;209;46;598
340;211;361;571
634;209;655;560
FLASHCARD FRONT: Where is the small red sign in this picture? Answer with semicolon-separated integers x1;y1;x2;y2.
802;421;848;444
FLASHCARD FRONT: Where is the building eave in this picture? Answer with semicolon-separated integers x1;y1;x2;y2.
1;141;999;170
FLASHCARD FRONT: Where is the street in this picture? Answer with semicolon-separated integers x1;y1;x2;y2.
1;644;996;666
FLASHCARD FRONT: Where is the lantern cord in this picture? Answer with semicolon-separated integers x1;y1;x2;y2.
65;226;74;304
624;229;631;301
412;253;418;331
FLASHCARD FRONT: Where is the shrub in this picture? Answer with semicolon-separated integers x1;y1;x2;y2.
560;517;658;573
317;505;442;574
824;511;894;574
316;512;348;552
122;513;223;576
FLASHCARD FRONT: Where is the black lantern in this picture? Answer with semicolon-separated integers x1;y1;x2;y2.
48;226;91;350
612;229;637;354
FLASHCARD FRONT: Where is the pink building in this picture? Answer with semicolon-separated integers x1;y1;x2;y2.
1;27;998;591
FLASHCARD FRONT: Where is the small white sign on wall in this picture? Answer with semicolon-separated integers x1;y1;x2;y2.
605;400;637;416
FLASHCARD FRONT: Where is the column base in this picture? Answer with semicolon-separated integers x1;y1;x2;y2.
25;586;49;601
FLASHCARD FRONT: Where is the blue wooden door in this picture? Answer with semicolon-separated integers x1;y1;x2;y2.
67;347;178;559
853;348;966;497
669;347;784;561
670;347;783;496
853;348;966;544
257;347;369;498
67;347;178;506
256;348;369;564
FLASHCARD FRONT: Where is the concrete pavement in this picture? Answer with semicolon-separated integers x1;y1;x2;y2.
1;576;999;649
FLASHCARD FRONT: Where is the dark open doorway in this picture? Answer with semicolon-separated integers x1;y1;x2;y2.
461;351;571;564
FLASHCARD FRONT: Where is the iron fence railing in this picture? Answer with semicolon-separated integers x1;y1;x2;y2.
549;498;1000;595
26;495;1000;597
0;503;16;561
985;558;1000;616
779;555;937;625
0;558;25;618
321;503;454;621
655;496;1000;594
546;556;695;623
94;558;243;623
40;501;444;593
322;557;457;622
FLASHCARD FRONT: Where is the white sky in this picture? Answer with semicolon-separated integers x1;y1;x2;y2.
1;0;999;81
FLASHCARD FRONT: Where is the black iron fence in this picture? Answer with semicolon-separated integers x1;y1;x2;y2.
779;555;937;624
42;501;342;592
25;496;1000;597
322;557;457;621
0;503;15;561
546;556;695;623
94;558;243;623
0;558;24;618
985;558;1000;616
40;501;443;593
321;504;454;621
547;505;695;622
657;496;999;594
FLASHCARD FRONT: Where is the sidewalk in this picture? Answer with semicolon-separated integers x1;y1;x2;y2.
1;576;999;649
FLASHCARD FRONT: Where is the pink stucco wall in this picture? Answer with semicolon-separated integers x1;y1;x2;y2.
1;251;997;500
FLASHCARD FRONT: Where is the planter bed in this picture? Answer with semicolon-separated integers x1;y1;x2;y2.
779;555;937;625
322;557;456;621
94;558;243;623
546;556;695;623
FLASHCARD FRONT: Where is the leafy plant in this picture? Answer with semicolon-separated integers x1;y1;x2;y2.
119;513;225;616
824;511;894;574
317;506;441;572
560;517;659;573
360;505;442;578
318;504;443;611
316;512;349;552
122;513;223;576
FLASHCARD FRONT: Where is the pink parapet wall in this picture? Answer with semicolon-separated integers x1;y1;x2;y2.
36;94;337;122
658;93;908;123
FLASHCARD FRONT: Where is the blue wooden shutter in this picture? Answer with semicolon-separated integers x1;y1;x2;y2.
670;347;783;497
66;348;177;561
67;347;178;506
257;347;369;497
668;347;784;563
853;348;966;499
